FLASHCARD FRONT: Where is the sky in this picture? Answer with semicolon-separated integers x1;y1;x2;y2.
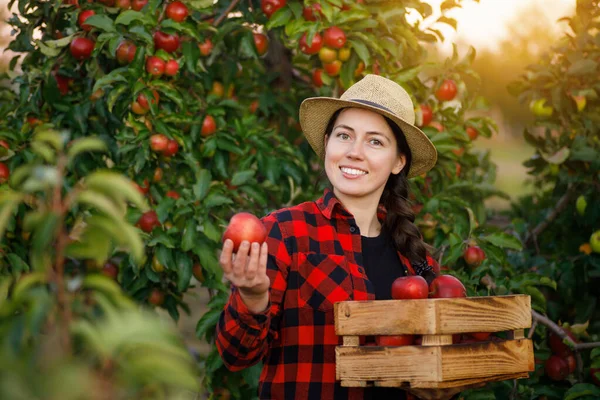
420;0;576;53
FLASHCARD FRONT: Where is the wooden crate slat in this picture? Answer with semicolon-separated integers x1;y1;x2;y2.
439;339;534;381
405;372;530;389
336;345;441;382
336;340;534;384
335;295;531;336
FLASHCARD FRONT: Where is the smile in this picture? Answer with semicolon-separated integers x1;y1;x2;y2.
340;167;368;176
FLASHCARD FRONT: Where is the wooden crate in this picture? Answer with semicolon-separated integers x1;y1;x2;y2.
334;295;534;394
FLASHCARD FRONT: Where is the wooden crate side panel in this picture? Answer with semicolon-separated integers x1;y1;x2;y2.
335;300;437;336
336;345;442;382
436;296;532;334
440;339;535;381
334;295;531;336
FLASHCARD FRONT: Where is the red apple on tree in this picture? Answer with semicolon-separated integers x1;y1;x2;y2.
146;56;166;76
150;134;169;153
101;262;119;280
545;355;569;381
0;162;10;184
166;190;180;200
222;212;268;253
165;1;188;22
463;246;485;268
192;263;205;282
323;26;347;49
466;126;479;140
201;115;217;137
261;0;286;19
302;4;322;21
418;104;433;127
429;275;466;298
131;0;148;11
391;275;429;300
198;38;213;56
116;40;136;64
137;210;160;233
548;329;577;357
165;59;179;76
253;33;269;56
163;139;179;157
323;60;342;77
312;69;323;87
299;32;323;55
153;31;180;53
137;90;159;111
78;10;95;32
148;288;165;306
70;37;95;60
435;79;458;101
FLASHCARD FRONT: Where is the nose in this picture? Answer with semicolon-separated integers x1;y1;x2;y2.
346;139;365;160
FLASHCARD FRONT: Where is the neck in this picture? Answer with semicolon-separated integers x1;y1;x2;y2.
333;188;382;237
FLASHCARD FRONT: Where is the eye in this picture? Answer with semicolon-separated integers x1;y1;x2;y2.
336;132;350;140
369;138;383;146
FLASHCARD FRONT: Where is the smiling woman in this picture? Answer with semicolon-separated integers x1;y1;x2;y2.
215;75;443;400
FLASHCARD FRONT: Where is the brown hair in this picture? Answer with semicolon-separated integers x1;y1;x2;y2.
321;108;433;266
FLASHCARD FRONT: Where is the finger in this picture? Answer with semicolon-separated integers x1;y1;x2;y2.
219;239;234;275
258;242;269;279
232;241;250;278
245;242;261;281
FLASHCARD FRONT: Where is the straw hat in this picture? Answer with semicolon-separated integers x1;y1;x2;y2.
299;74;437;178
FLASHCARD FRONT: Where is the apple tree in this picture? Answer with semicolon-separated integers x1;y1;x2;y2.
0;0;565;399
506;0;600;397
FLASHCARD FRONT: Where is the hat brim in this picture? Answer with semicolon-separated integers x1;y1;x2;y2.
299;97;438;178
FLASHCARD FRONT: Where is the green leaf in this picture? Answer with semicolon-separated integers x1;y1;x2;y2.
85;170;148;211
541;147;570;164
182;219;197;252
92;67;129;92
480;232;523;251
6;253;29;274
195;308;222;341
266;8;293;29
176;252;192;292
85;14;116;32
36;40;62;57
566;59;598;76
348;39;370;67
230;170;255;187
204;193;233;208
193;169;211;201
564;383;600;400
115;10;148;26
67;137;107;162
0;192;23;240
151;80;184;110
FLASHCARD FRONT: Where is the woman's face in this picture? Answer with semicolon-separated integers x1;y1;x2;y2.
324;107;406;204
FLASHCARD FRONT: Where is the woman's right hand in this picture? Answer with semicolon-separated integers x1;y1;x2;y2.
219;239;270;312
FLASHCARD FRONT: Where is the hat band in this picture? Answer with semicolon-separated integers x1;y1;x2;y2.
349;99;394;115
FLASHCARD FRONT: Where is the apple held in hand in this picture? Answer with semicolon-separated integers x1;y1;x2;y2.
429;275;466;298
391;275;428;300
376;334;414;346
222;212;267;252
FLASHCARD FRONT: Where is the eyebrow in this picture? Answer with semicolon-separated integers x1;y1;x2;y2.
333;124;391;142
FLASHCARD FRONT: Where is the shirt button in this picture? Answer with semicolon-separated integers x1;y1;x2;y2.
358;267;364;274
350;226;356;233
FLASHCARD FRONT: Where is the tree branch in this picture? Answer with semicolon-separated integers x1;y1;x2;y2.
525;183;576;246
213;0;240;27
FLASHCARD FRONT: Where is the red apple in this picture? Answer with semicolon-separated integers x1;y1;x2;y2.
146;56;166;76
131;0;148;11
299;32;323;55
253;33;269;56
466;126;479;140
70;37;95;60
391;275;429;300
323;26;346;49
548;329;577;357
78;10;95;32
463;246;485;268
201;115;217;137
116;40;136;64
545;355;569;381
591;367;600;386
153;31;180;53
101;262;118;280
165;59;179;76
198;38;213;56
466;332;492;341
192;263;205;282
376;335;414;346
148;288;165;306
435;79;458;101
323;60;342;77
163;139;179;157
419;104;433;127
115;0;130;9
222;212;267;252
429;275;466;298
165;1;188;22
166;190;180;200
302;4;322;21
312;69;323;87
137;90;159;110
261;0;286;18
137;210;160;233
149;134;168;152
0;162;10;184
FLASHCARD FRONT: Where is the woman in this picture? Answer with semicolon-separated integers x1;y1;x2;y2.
216;75;441;399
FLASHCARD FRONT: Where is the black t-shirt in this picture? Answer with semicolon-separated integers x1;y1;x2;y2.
361;228;407;400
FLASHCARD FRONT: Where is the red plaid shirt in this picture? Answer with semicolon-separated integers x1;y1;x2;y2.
216;188;438;399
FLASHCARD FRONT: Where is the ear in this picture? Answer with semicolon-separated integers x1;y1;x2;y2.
391;154;407;175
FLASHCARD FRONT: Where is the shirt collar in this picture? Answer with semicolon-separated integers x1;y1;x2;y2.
316;188;388;222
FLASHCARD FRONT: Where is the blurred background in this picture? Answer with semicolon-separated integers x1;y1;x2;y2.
0;0;579;359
